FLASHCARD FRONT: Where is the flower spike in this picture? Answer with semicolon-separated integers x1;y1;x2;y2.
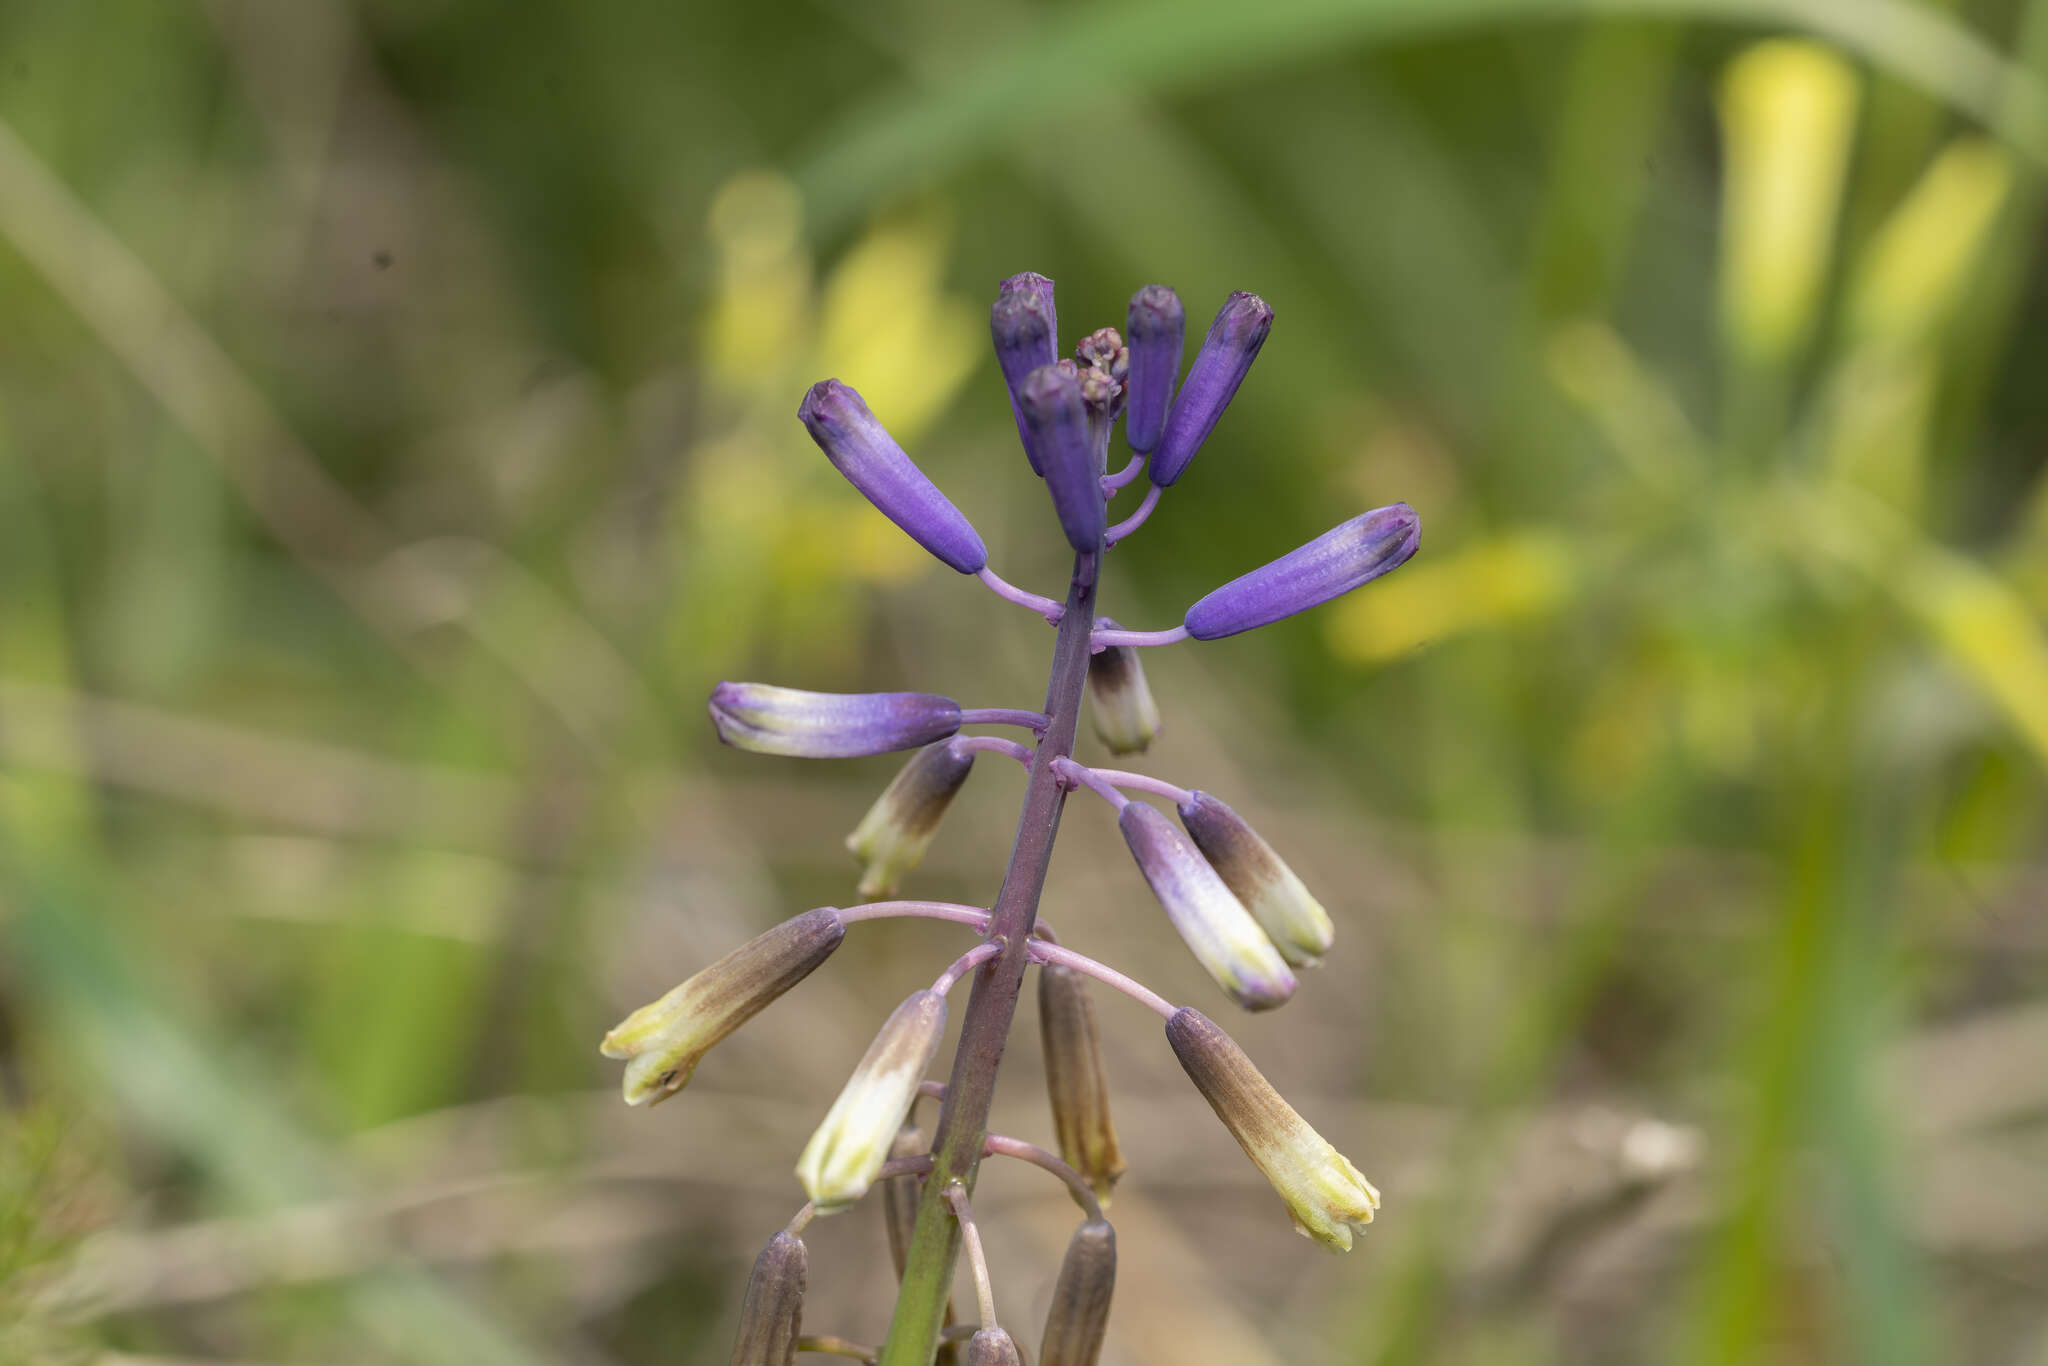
796;989;949;1211
1019;364;1108;552
600;907;847;1106
992;273;1060;471
1118;802;1296;1011
1177;792;1334;967
710;683;962;758
1166;1007;1381;1250
798;379;988;573
846;740;976;899
1149;291;1273;487
1123;285;1185;454
1184;502;1419;640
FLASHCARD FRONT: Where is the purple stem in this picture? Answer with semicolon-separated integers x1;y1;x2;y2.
949;735;1035;767
1090;623;1190;652
1104;482;1163;546
837;901;990;931
1090;767;1194;805
959;707;1050;732
931;939;1005;996
1027;939;1178;1019
1050;756;1129;810
881;551;1099;1365
975;566;1065;625
982;1133;1103;1221
1101;452;1146;495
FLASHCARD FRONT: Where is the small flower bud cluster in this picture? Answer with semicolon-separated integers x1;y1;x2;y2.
600;271;1417;1364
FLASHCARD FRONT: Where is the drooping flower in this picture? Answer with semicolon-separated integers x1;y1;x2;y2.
600;907;846;1106
796;990;949;1211
1122;285;1185;455
799;379;988;573
1183;503;1419;641
1085;618;1161;755
991;273;1060;471
846;740;976;898
1166;1007;1380;1251
709;683;962;758
1149;292;1273;487
1039;963;1127;1205
1039;1219;1116;1366
1176;791;1333;968
729;1229;807;1366
1018;363;1108;552
1118;803;1296;1010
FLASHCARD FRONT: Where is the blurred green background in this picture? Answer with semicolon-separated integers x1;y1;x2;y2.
5;1;2048;1363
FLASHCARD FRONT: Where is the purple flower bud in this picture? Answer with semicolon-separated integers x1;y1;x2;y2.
1019;364;1107;553
798;379;988;574
1177;792;1333;967
991;274;1060;472
1149;291;1273;487
729;1229;807;1365
1123;285;1184;454
1118;802;1296;1011
1184;503;1419;641
710;683;961;758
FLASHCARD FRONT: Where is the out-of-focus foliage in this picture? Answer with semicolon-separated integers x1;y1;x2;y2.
3;1;2048;1364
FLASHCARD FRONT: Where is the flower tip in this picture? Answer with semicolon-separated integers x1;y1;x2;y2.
1150;290;1274;486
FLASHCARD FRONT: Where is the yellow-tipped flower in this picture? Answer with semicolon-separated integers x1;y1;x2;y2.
1165;1007;1380;1250
1086;618;1162;754
600;908;846;1106
796;990;948;1211
846;740;975;899
1176;791;1334;968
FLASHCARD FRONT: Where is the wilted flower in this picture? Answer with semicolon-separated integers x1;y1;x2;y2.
799;379;989;573
1118;803;1296;1010
1166;1007;1380;1250
1039;1219;1116;1366
846;740;976;898
1177;791;1333;967
1183;503;1420;641
710;682;962;758
1150;292;1273;487
1085;618;1161;754
1039;964;1127;1205
1019;364;1107;553
796;990;949;1210
1122;285;1185;455
600;907;846;1106
729;1229;807;1366
992;273;1060;469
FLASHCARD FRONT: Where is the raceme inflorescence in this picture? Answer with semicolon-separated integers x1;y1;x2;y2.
601;273;1419;1366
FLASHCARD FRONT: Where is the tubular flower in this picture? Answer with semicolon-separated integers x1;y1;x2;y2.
846;740;976;899
799;378;988;573
1039;1219;1116;1366
600;907;846;1106
796;990;949;1211
991;273;1060;469
1150;292;1273;487
1039;963;1128;1206
1176;791;1334;967
1122;284;1185;455
1086;618;1161;754
1019;363;1108;552
1118;803;1296;1011
1166;1007;1380;1250
729;1230;807;1366
1184;503;1420;640
710;683;961;759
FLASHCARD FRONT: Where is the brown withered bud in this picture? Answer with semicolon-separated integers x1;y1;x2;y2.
601;907;847;1106
847;740;976;900
729;1230;806;1366
1038;964;1127;1207
1085;618;1160;755
965;1327;1025;1366
1176;791;1333;968
1166;1008;1379;1251
1039;1219;1116;1366
882;1119;928;1277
